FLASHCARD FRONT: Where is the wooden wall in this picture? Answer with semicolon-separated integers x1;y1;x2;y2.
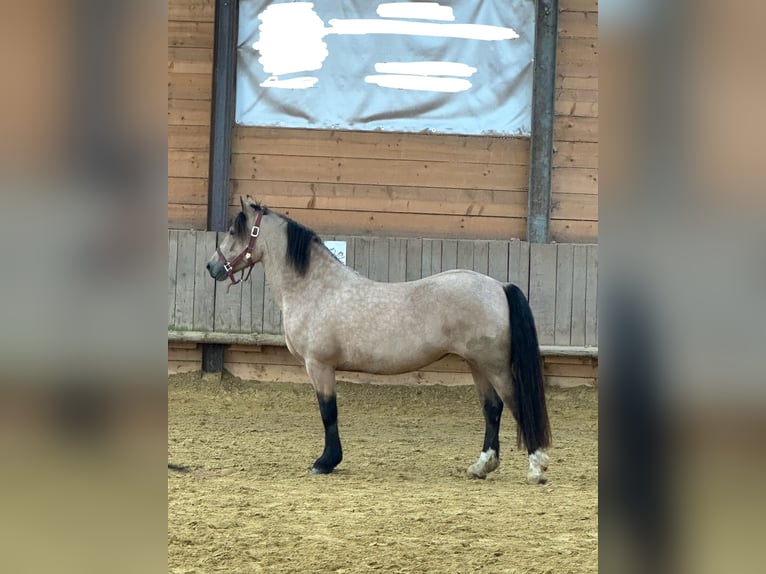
168;0;598;243
553;0;598;240
168;0;214;228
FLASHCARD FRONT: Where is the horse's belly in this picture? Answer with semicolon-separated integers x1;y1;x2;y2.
336;339;448;375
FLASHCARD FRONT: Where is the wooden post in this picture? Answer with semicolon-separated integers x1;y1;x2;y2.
203;0;239;374
527;0;559;243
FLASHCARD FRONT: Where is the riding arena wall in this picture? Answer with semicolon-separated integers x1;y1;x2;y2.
167;0;599;386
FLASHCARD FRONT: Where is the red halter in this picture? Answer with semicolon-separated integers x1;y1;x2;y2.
216;210;263;292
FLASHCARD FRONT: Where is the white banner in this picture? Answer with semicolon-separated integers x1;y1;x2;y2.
236;1;535;136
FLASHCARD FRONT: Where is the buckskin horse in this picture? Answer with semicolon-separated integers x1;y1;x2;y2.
207;197;551;483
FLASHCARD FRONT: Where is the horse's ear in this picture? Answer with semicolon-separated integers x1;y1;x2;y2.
240;196;247;212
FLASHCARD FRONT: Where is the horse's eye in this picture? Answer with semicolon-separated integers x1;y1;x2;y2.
229;230;234;235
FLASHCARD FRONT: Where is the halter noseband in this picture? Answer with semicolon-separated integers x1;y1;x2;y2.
216;210;263;291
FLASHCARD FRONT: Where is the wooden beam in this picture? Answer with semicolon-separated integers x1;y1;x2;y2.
203;0;239;373
168;330;597;358
527;0;559;243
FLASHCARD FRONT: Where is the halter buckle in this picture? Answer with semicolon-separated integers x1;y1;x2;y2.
251;225;260;238
224;262;233;273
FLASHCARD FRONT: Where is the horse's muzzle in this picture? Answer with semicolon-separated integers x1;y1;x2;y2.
206;261;227;281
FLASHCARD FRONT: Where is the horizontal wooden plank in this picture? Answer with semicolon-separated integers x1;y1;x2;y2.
558;76;598;91
169;125;210;151
168;20;214;48
168;203;206;230
170;330;598;357
550;219;598;243
168;150;209;179
232;127;530;165
544;361;598;378
168;47;213;75
555;99;598;118
545;376;596;388
556;88;598;104
168;203;598;242
558;37;599;66
228;181;529;217
169;177;208;204
558;10;598;38
168;341;199;350
168;204;527;239
228;189;528;219
168;72;211;101
553;141;598;169
560;0;599;12
229;153;529;191
554;116;598;142
557;59;597;79
168;98;211;126
552;167;598;194
169;0;214;23
551;192;598;221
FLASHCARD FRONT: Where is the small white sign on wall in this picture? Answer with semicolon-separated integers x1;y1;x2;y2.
324;240;347;265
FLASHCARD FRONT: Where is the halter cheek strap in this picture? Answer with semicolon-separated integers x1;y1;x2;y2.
216;210;263;292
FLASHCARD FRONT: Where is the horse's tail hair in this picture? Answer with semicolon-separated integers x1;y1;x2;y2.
504;283;551;453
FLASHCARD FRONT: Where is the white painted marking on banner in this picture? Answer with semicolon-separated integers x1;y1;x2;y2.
374;61;477;78
327;19;518;41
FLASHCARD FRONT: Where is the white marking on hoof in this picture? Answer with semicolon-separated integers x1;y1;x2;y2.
467;449;499;479
527;448;549;484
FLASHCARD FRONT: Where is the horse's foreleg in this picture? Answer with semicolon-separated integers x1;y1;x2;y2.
305;360;343;474
467;367;503;479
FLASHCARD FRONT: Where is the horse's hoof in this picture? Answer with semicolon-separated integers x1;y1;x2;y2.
310;466;333;475
527;472;548;485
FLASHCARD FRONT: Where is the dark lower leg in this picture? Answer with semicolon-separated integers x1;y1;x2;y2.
312;393;343;474
482;393;504;455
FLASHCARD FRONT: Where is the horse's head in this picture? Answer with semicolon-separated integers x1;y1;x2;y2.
206;196;267;284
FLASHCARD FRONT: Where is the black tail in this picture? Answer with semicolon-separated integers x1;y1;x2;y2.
504;284;551;453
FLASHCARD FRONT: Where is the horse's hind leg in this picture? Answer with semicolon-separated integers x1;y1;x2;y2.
467;367;503;479
305;359;343;474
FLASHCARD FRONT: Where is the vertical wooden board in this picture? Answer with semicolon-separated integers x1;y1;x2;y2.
509;240;531;297
168;230;179;328
473;241;489;275
442;239;458;271
174;230;197;330
554;244;575;345
457;240;474;270
370;238;389;282
570;245;588;346
528;243;557;345
405;238;422;281
263;279;283;334
249;265;266;334
239;265;253;333
585;245;598;346
337;236;354;268
353;237;371;278
429;239;442;276
214;232;242;333
388;238;407;283
421;239;434;278
193;232;217;331
488;240;509;282
421;239;442;278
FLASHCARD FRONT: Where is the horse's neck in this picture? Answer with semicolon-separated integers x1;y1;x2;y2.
260;230;349;310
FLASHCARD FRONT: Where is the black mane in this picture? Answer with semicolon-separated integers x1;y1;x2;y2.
285;216;320;276
233;211;248;238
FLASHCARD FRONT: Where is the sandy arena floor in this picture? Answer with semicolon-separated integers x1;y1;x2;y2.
168;373;598;573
